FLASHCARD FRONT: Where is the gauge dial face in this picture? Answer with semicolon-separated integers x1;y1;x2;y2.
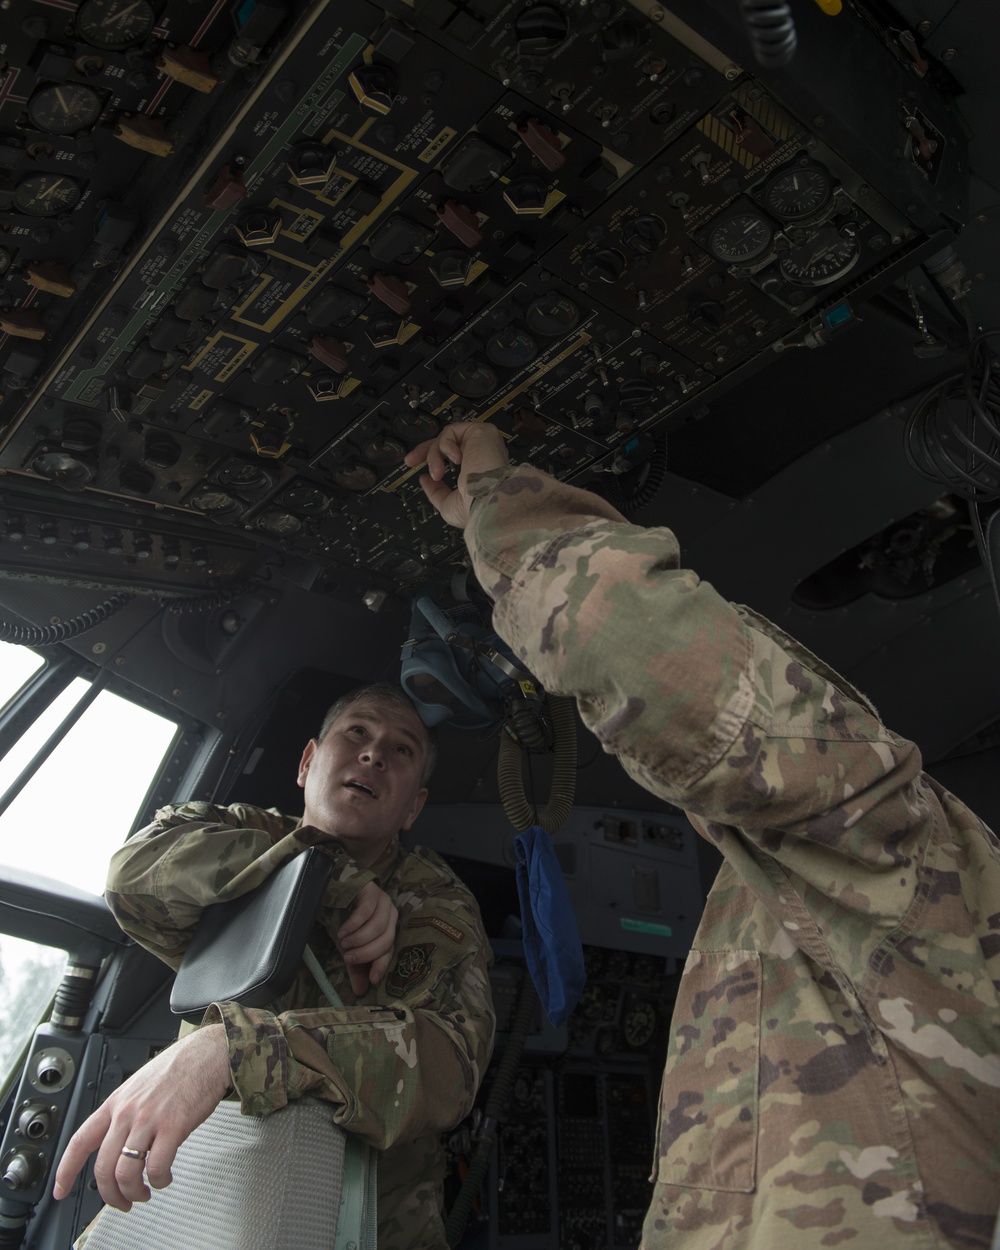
448;358;498;399
332;462;377;492
362;435;406;468
764;165;833;221
190;488;238;514
0;248;12;276
623;1000;657;1049
779;227;861;287
27;83;103;135
391;411;439;443
279;483;329;514
76;0;156;49
707;211;773;264
13;173;82;216
256;510;303;537
486;327;538;369
525;294;580;337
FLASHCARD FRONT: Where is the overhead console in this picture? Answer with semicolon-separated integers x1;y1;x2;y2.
0;0;968;603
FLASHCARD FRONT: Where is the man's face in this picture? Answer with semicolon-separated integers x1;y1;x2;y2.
296;699;428;867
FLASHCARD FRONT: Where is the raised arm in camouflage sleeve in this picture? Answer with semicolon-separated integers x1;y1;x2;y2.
461;462;1000;1250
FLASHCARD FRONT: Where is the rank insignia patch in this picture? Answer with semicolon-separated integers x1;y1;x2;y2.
387;943;435;995
410;916;465;943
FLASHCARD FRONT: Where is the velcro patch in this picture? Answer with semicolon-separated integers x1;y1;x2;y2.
387;943;435;996
410;916;465;944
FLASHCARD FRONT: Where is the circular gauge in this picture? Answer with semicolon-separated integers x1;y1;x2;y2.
525;294;580;337
391;411;439;443
218;462;270;491
485;327;538;369
75;0;156;50
189;488;239;515
707;211;773;264
256;510;303;537
764;165;834;221
13;173;82;217
279;482;329;514
0;248;12;276
448;358;498;400
27;83;103;135
362;435;406;468
623;1000;657;1049
332;461;377;492
31;451;93;489
779;226;861;287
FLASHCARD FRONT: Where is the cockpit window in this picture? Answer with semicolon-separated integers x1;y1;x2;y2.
0;644;179;1077
0;641;44;713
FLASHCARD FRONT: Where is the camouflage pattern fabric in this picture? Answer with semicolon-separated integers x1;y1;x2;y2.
463;464;1000;1249
106;802;496;1250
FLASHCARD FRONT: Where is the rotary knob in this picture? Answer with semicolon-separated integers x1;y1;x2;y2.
581;249;626;284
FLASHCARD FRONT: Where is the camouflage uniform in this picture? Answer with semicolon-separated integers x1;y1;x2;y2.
463;463;1000;1250
105;802;496;1250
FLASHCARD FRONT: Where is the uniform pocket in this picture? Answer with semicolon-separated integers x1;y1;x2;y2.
654;949;760;1192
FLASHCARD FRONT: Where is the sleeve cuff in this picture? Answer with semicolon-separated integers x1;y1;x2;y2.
205;1000;291;1116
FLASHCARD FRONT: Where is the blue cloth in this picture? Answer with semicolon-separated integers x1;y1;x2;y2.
514;826;586;1026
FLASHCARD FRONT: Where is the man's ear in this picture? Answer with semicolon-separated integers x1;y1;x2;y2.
401;787;428;832
296;739;317;789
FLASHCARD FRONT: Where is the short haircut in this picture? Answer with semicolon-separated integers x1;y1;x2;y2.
317;682;436;786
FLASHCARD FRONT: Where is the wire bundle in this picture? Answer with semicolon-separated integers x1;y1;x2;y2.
904;329;1000;502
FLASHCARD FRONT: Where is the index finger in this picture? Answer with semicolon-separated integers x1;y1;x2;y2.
53;1105;112;1199
405;435;457;481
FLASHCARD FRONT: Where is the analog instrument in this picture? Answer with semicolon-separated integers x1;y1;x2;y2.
0;248;12;276
279;483;329;514
391;411;438;443
525;293;580;336
217;462;270;492
362;435;406;468
332;461;377;492
189;487;239;515
764;165;834;221
779;226;861;287
76;0;156;50
28;83;103;135
623;1000;657;1049
13;173;82;216
448;358;498;399
707;210;773;264
256;510;303;537
485;327;538;369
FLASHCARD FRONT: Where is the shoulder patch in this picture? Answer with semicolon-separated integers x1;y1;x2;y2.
387;943;435;996
409;915;466;944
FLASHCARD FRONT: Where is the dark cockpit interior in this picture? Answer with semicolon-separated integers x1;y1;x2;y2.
0;0;998;1245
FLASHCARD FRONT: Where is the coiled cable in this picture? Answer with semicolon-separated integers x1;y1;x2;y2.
904;328;1000;502
164;579;260;614
740;0;798;67
586;433;668;516
0;592;132;647
498;694;577;833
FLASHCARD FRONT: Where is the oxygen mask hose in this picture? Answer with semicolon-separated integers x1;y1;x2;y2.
498;694;577;833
